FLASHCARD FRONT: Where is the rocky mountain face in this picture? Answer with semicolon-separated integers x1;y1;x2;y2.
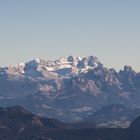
0;55;140;127
0;106;140;140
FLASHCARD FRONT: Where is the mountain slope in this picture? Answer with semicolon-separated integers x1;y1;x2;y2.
0;106;140;140
84;104;140;128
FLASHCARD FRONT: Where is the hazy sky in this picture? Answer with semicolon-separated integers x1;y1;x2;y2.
0;0;140;71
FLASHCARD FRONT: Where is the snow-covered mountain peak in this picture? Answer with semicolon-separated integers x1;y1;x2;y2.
4;55;103;78
35;58;41;63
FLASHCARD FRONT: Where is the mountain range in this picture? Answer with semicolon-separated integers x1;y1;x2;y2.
0;106;140;140
0;55;140;127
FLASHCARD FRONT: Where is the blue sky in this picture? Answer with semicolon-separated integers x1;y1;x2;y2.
0;0;140;71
